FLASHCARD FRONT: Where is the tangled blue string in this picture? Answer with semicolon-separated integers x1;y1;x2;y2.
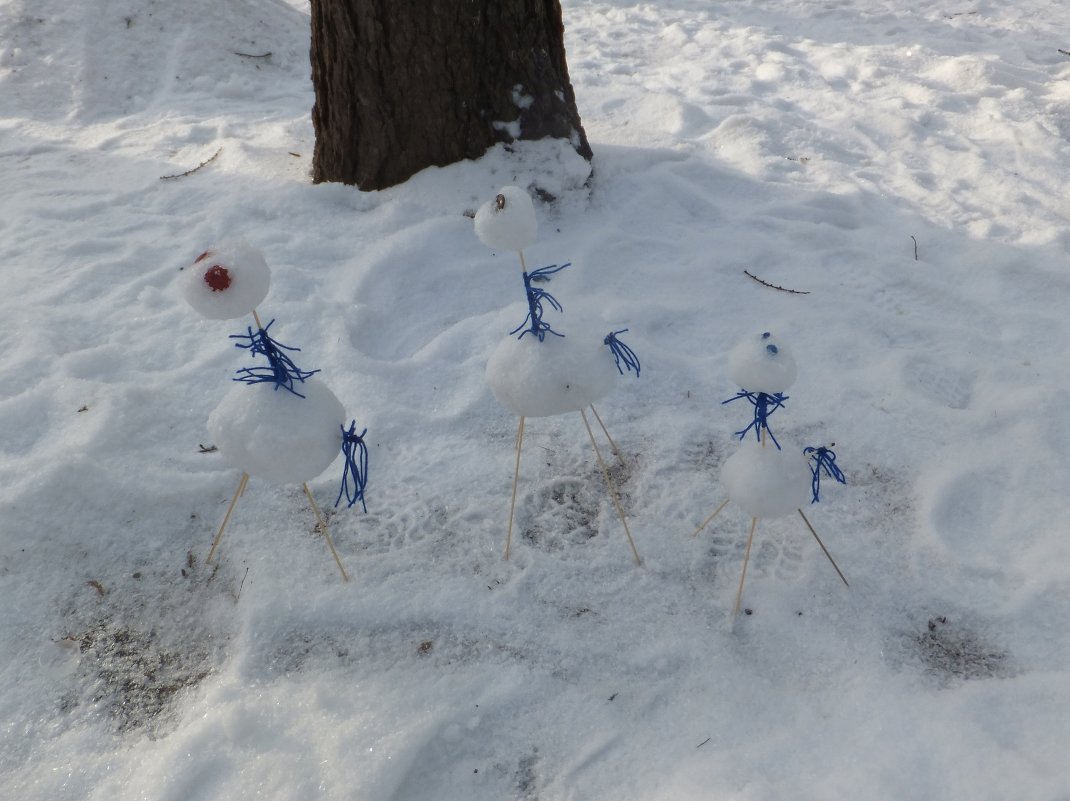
804;444;847;503
510;263;570;340
722;390;788;449
230;320;320;398
336;421;369;511
604;329;640;376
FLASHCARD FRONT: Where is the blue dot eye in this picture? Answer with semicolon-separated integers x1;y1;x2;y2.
761;332;771;339
766;344;779;355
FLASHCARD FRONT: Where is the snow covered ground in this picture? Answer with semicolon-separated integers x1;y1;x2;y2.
2;0;1070;798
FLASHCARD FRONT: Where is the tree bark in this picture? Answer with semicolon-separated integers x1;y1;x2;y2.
310;0;593;190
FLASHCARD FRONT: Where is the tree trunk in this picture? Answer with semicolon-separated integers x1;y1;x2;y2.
310;0;593;190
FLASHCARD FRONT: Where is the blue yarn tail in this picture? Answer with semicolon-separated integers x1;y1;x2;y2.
722;390;787;450
230;319;320;398
604;329;640;376
511;262;570;341
804;444;846;503
336;421;369;511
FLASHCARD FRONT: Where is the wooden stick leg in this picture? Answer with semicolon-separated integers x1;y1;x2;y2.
797;509;849;587
588;404;624;464
207;472;248;564
505;416;525;560
252;309;264;329
580;409;642;566
732;518;758;616
692;498;730;538
304;483;349;582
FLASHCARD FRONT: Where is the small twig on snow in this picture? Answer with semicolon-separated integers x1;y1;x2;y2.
911;235;919;261
233;567;249;603
1059;49;1070;57
198;444;218;453
743;269;811;295
697;737;711;748
160;148;222;180
234;51;272;59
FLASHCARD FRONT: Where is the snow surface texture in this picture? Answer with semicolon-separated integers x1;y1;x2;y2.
180;238;271;320
3;0;1070;799
485;326;619;417
721;440;811;519
728;330;797;393
473;185;539;253
207;378;344;485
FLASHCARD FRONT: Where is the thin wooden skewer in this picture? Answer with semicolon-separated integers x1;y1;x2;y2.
580;408;642;566
797;509;849;587
518;250;527;273
304;483;350;582
207;472;249;563
204;310;268;567
732;517;759;616
692;498;730;538
588;403;624;463
504;416;526;560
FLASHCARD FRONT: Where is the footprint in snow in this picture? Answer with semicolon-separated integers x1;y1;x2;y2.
902;356;975;410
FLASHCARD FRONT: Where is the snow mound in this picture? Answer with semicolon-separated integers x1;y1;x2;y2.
388;139;592;219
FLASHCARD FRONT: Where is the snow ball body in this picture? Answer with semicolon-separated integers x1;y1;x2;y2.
721;440;811;518
207;378;345;485
181;238;271;320
474;186;537;252
485;329;618;418
728;331;797;393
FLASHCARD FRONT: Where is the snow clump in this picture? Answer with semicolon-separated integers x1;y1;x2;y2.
721;439;811;518
485;326;618;417
728;330;797;393
474;186;538;252
180;238;271;320
207;378;345;485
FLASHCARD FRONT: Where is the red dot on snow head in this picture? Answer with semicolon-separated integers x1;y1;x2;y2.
204;265;232;292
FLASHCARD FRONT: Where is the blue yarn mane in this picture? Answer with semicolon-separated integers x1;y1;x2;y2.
722;390;788;449
336;421;369;511
604;329;640;376
230;319;320;398
510;262;570;340
804;444;846;503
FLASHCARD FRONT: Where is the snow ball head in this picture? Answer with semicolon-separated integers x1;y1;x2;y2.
207;378;345;485
474;186;537;252
728;331;797;394
720;440;811;519
485;327;618;418
181;238;271;320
